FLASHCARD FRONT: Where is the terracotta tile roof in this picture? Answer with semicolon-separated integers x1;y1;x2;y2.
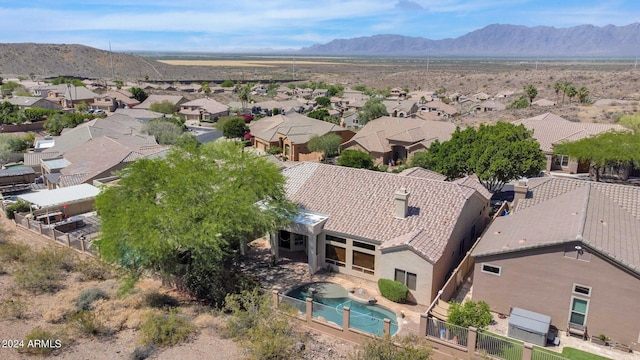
249;113;348;144
453;176;493;200
179;98;228;115
473;177;640;274
398;167;447;181
513;112;626;152
283;163;487;263
341;116;456;154
137;95;186;109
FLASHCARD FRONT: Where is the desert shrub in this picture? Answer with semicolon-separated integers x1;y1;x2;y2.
46;247;78;272
267;146;282;155
76;287;110;311
447;300;492;329
71;310;109;336
0;242;29;262
144;292;180;309
223;288;297;360
131;344;157;360
378;279;408;303
182;262;258;308
18;326;65;356
14;252;65;294
140;309;196;347
75;258;115;281
352;334;432;360
1;296;27;319
5;200;31;219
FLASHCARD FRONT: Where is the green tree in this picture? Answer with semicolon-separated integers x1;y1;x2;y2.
447;300;492;329
220;80;235;88
358;98;389;125
315;96;331;107
553;130;640;182
352;334;432;360
238;84;251;110
523;84;537;106
338;149;375;169
307;133;342;162
565;84;577;103
94;142;296;305
219;117;248;139
143;119;184;145
75;102;88;113
553;81;564;104
29;73;35;81
618;113;640;133
577;86;590;104
507;96;529;109
114;80;123;89
201;82;211;95
129;87;148;102
307;108;330;121
149;100;178;115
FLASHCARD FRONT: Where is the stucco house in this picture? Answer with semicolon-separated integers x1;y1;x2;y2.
178;98;229;121
250;113;354;161
340;116;457;165
136;95;187;111
4;96;62;110
475;99;506;112
272;163;492;305
471;177;640;348
91;90;140;112
513;113;627;177
417;100;458;118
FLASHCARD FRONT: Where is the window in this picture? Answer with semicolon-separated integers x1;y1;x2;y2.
353;241;375;251
554;155;569;167
294;233;306;247
569;297;589;326
481;264;501;276
326;234;346;244
573;284;591;297
352;251;375;275
284;144;290;155
278;230;290;249
325;244;346;267
394;269;417;290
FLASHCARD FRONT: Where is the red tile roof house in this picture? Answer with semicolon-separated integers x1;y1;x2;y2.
339;116;457;166
470;177;640;349
513;112;627;178
273;162;492;305
250;113;354;162
178;98;229;121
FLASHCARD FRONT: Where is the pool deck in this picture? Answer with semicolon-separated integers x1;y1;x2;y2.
241;238;428;337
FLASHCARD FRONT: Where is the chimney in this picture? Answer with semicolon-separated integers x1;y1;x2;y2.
394;187;410;219
513;180;529;207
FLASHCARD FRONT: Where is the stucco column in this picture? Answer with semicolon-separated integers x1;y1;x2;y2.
419;314;428;337
467;327;477;357
343;306;350;332
270;233;279;261
305;298;313;323
383;319;391;337
522;343;533;360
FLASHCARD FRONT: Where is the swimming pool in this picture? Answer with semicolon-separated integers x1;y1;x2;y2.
284;282;399;336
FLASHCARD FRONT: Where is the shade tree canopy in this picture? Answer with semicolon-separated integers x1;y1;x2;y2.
307;133;342;161
358;98;389;125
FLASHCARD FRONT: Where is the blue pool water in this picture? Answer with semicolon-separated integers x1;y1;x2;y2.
285;282;398;336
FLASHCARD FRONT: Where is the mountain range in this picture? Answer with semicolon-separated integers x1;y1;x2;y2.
299;23;640;57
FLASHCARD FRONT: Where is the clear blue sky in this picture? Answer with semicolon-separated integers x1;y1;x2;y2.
1;0;638;52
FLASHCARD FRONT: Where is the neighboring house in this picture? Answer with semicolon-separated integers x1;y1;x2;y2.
513;113;626;176
91;91;140;112
41;135;168;188
398;167;447;181
475;100;506;112
178;98;229;121
312;89;329;98
471;177;640;348
340;116;457;165
341;111;360;129
4;96;62;110
272;162;491;305
251;100;306;116
495;90;515;99
383;100;417;118
295;88;313;98
113;108;165;122
389;87;407;98
472;92;491;102
250;113;354;161
532;99;556;107
136;95;187;110
31;85;99;109
0;167;36;186
417;100;458;118
251;84;268;96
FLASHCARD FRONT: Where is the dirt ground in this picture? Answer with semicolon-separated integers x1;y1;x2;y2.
0;216;357;360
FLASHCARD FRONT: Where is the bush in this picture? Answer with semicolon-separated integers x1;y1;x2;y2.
1;296;27;319
76;287;110;311
18;327;65;356
5;200;31;219
14;250;67;294
75;258;114;281
71;310;109;336
352;334;432;360
182;261;258;308
0;242;29;262
447;300;492;329
378;279;408;303
144;292;180;309
139;310;196;347
131;344;157;360
267;146;282;155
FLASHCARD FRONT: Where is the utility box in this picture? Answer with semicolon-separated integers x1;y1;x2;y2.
508;307;551;347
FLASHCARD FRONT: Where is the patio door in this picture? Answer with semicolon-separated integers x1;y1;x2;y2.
569;297;588;326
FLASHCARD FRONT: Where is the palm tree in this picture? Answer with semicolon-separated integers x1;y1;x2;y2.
577;86;590;104
565;85;577;103
524;84;538;106
553;82;564;104
238;84;251;111
562;81;573;104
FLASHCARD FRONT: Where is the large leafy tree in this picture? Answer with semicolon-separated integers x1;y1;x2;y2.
618;114;640;133
553;130;640;182
338;149;375;169
142;119;184;145
412;123;545;192
219;117;249;139
95;142;296;305
150;100;178;115
307;133;342;162
129;87;148;102
358;98;389;125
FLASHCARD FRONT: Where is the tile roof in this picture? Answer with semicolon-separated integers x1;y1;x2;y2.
114;108;164;121
24;151;61;166
180;98;228;115
513;112;626;152
341;116;456;154
473;177;640;274
283;162;487;263
249;113;348;144
398;167;447;181
136;95;186;109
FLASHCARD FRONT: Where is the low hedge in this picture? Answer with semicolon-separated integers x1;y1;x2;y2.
378;279;408;303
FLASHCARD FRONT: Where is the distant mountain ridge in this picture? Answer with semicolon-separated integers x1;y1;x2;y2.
299;23;640;57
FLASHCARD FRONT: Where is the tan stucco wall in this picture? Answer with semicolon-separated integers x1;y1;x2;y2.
472;244;640;346
379;249;434;305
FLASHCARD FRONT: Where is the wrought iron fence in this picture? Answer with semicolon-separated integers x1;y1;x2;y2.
531;347;569;360
425;316;469;347
476;331;524;360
